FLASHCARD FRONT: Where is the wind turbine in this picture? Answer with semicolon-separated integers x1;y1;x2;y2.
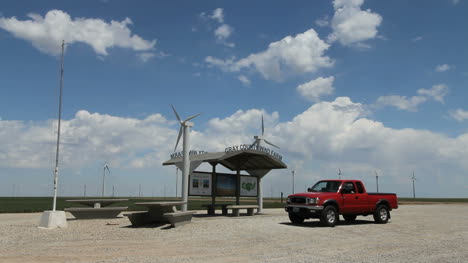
250;115;279;149
411;172;416;199
171;105;201;212
338;168;342;180
375;170;379;193
101;162;110;197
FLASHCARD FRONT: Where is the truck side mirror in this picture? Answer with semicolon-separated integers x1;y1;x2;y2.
307;187;312;192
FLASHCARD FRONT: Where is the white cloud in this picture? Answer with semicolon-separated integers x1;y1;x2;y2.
2;100;468;197
206;29;334;81
211;8;224;23
375;95;427;112
450;109;468;122
297;76;335;102
417;84;448;103
328;0;382;46
435;64;452;72
137;52;155;62
452;0;460;5
238;75;251;85
315;16;329;27
214;24;233;40
0;10;156;56
376;84;449;111
412;36;423;42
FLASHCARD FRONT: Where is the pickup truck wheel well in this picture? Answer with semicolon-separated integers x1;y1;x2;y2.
322;200;339;213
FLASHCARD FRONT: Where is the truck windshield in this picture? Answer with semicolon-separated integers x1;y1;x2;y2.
309;181;341;193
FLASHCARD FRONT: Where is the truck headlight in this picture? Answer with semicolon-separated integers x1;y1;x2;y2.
307;197;319;204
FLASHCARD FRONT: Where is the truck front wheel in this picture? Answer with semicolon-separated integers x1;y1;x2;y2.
320;206;338;227
288;212;304;224
373;205;390;224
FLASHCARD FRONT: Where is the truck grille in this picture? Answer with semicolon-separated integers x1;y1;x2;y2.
291;197;306;204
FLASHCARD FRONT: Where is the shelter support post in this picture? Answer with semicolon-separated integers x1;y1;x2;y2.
257;176;263;214
236;167;240;205
211;163;217;206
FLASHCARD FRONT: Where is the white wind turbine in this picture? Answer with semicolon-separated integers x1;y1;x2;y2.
171;105;201;212
101;162;110;197
338;168;343;180
250;115;279;149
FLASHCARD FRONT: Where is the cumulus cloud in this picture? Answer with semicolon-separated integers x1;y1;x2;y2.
238;75;251;85
435;64;452;72
200;8;235;48
297;76;335;102
450;109;468;122
417;84;448;103
2;100;468;197
0;10;156;56
206;29;334;81
328;0;382;46
376;84;449;111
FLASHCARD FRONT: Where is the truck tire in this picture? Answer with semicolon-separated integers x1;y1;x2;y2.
320;206;338;227
343;214;357;222
288;212;304;224
373;205;390;224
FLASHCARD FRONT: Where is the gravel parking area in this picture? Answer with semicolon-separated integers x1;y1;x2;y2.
0;204;467;263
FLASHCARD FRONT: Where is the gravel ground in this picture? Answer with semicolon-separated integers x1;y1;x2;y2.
0;204;467;263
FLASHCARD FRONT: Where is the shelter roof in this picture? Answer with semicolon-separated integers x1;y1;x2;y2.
163;149;287;171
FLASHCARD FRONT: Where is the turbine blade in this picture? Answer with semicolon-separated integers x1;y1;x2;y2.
171;105;182;122
174;126;183;152
261;115;264;136
264;139;279;149
249;141;257;149
185;113;201;122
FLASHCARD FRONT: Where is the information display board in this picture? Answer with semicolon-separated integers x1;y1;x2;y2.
240;176;258;197
216;174;237;196
189;172;212;196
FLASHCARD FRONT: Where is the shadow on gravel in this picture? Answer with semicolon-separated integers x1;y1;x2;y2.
121;222;172;230
280;219;375;228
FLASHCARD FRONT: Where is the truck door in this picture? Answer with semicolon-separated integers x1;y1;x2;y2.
341;181;369;213
340;181;359;213
354;181;370;213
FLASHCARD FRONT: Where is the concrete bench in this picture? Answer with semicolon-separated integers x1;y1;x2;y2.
163;211;197;227
226;205;259;217
64;207;128;219
201;204;231;215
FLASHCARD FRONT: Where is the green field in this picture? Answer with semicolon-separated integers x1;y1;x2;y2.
0;197;467;213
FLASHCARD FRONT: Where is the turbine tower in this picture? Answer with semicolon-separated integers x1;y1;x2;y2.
338;168;342;180
375;170;379;193
172;105;201;212
411;172;416;199
101;162;110;197
250;115;279;149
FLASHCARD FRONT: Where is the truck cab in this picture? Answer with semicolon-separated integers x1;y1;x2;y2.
285;180;398;227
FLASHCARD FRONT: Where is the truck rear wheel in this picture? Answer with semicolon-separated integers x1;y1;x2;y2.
320;206;338;227
288;212;304;224
373;205;389;224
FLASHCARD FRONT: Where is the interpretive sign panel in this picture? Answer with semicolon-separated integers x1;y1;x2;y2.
216;174;237;196
189;172;212;196
240;176;258;197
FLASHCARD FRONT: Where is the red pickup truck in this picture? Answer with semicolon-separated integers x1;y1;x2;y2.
285;180;398;227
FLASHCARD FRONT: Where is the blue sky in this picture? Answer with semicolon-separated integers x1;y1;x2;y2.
0;0;467;198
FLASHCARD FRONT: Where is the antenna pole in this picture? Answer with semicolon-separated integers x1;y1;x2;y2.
52;40;65;211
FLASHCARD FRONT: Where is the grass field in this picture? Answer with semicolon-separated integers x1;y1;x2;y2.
1;197;467;213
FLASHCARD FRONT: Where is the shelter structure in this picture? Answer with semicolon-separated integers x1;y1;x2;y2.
163;148;287;213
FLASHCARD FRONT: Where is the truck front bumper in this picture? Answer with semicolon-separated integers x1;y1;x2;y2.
285;205;324;212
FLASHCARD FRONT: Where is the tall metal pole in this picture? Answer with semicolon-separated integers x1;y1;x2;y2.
176;167;179;198
84;184;86;198
181;123;192;212
412;172;416;199
52;40;65;212
292;170;295;194
101;166;106;197
375;171;379;193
